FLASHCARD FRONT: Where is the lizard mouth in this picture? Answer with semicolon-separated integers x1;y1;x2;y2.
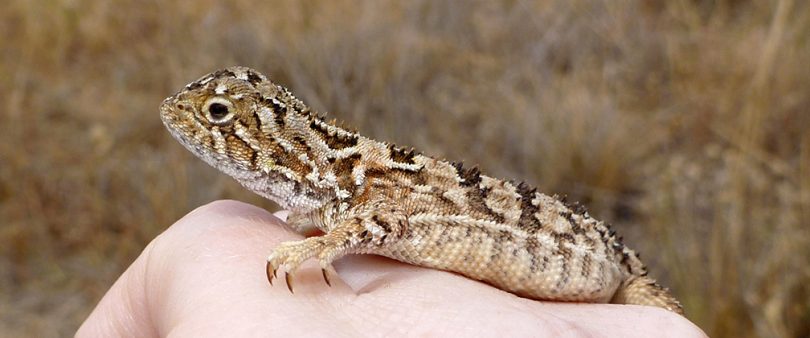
159;96;204;156
159;96;198;141
158;96;177;129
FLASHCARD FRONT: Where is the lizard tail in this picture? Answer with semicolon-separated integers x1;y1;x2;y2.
610;276;684;315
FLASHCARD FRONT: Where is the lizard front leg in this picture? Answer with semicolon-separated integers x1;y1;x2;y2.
266;200;407;292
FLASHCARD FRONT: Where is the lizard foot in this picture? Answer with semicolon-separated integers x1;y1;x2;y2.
266;234;350;293
265;203;401;293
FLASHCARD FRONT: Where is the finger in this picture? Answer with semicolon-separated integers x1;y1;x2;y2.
76;243;158;338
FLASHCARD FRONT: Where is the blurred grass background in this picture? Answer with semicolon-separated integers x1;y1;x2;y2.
1;0;808;336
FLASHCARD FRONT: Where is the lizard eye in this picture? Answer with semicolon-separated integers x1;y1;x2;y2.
202;97;235;125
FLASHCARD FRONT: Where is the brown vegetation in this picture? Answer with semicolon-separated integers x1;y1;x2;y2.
1;1;808;336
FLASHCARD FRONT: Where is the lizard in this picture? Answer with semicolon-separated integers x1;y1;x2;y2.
159;66;684;315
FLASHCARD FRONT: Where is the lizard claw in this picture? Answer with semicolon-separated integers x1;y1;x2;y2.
266;261;274;285
322;268;332;287
285;271;294;294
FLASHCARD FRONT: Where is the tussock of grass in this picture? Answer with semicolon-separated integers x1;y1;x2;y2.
1;1;808;336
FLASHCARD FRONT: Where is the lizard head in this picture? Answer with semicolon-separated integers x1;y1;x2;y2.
160;66;349;210
160;66;325;208
160;66;303;175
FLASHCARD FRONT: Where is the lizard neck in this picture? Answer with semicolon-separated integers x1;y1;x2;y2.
245;83;365;212
251;90;425;212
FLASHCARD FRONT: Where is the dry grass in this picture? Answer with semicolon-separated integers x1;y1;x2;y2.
1;0;808;336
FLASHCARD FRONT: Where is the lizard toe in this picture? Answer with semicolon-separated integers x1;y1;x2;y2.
266;238;325;287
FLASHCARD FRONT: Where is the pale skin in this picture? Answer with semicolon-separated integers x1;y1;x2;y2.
77;200;706;337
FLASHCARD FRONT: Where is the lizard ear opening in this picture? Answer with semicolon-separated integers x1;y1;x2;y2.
203;97;236;125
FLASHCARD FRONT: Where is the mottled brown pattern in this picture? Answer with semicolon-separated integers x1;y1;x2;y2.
160;66;683;314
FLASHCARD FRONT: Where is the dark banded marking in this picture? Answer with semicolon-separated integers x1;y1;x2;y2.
569;201;589;217
363;167;389;179
466;186;506;223
555;195;591;218
332;153;362;194
516;182;542;232
619;251;632;268
452;162;482;187
225;134;256;165
388;144;417;165
553;241;573;290
371;215;392;234
249;148;259;169
561;210;585;235
525;235;543;273
396;219;408;237
484;230;515;278
260;96;288;128
272;101;287;127
251;111;263;130
185;81;204;91
432;188;461;212
409;169;429;186
580;253;592;278
246;70;264;86
488;229;504;262
274;149;314;178
212;69;237;79
310;120;359;150
496;229;514;243
292;135;311;152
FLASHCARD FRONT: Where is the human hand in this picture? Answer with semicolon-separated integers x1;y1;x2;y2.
77;200;705;337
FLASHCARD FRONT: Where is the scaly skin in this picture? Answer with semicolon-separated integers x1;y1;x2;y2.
160;66;683;314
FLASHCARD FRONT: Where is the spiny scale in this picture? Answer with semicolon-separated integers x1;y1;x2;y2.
160;66;683;314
